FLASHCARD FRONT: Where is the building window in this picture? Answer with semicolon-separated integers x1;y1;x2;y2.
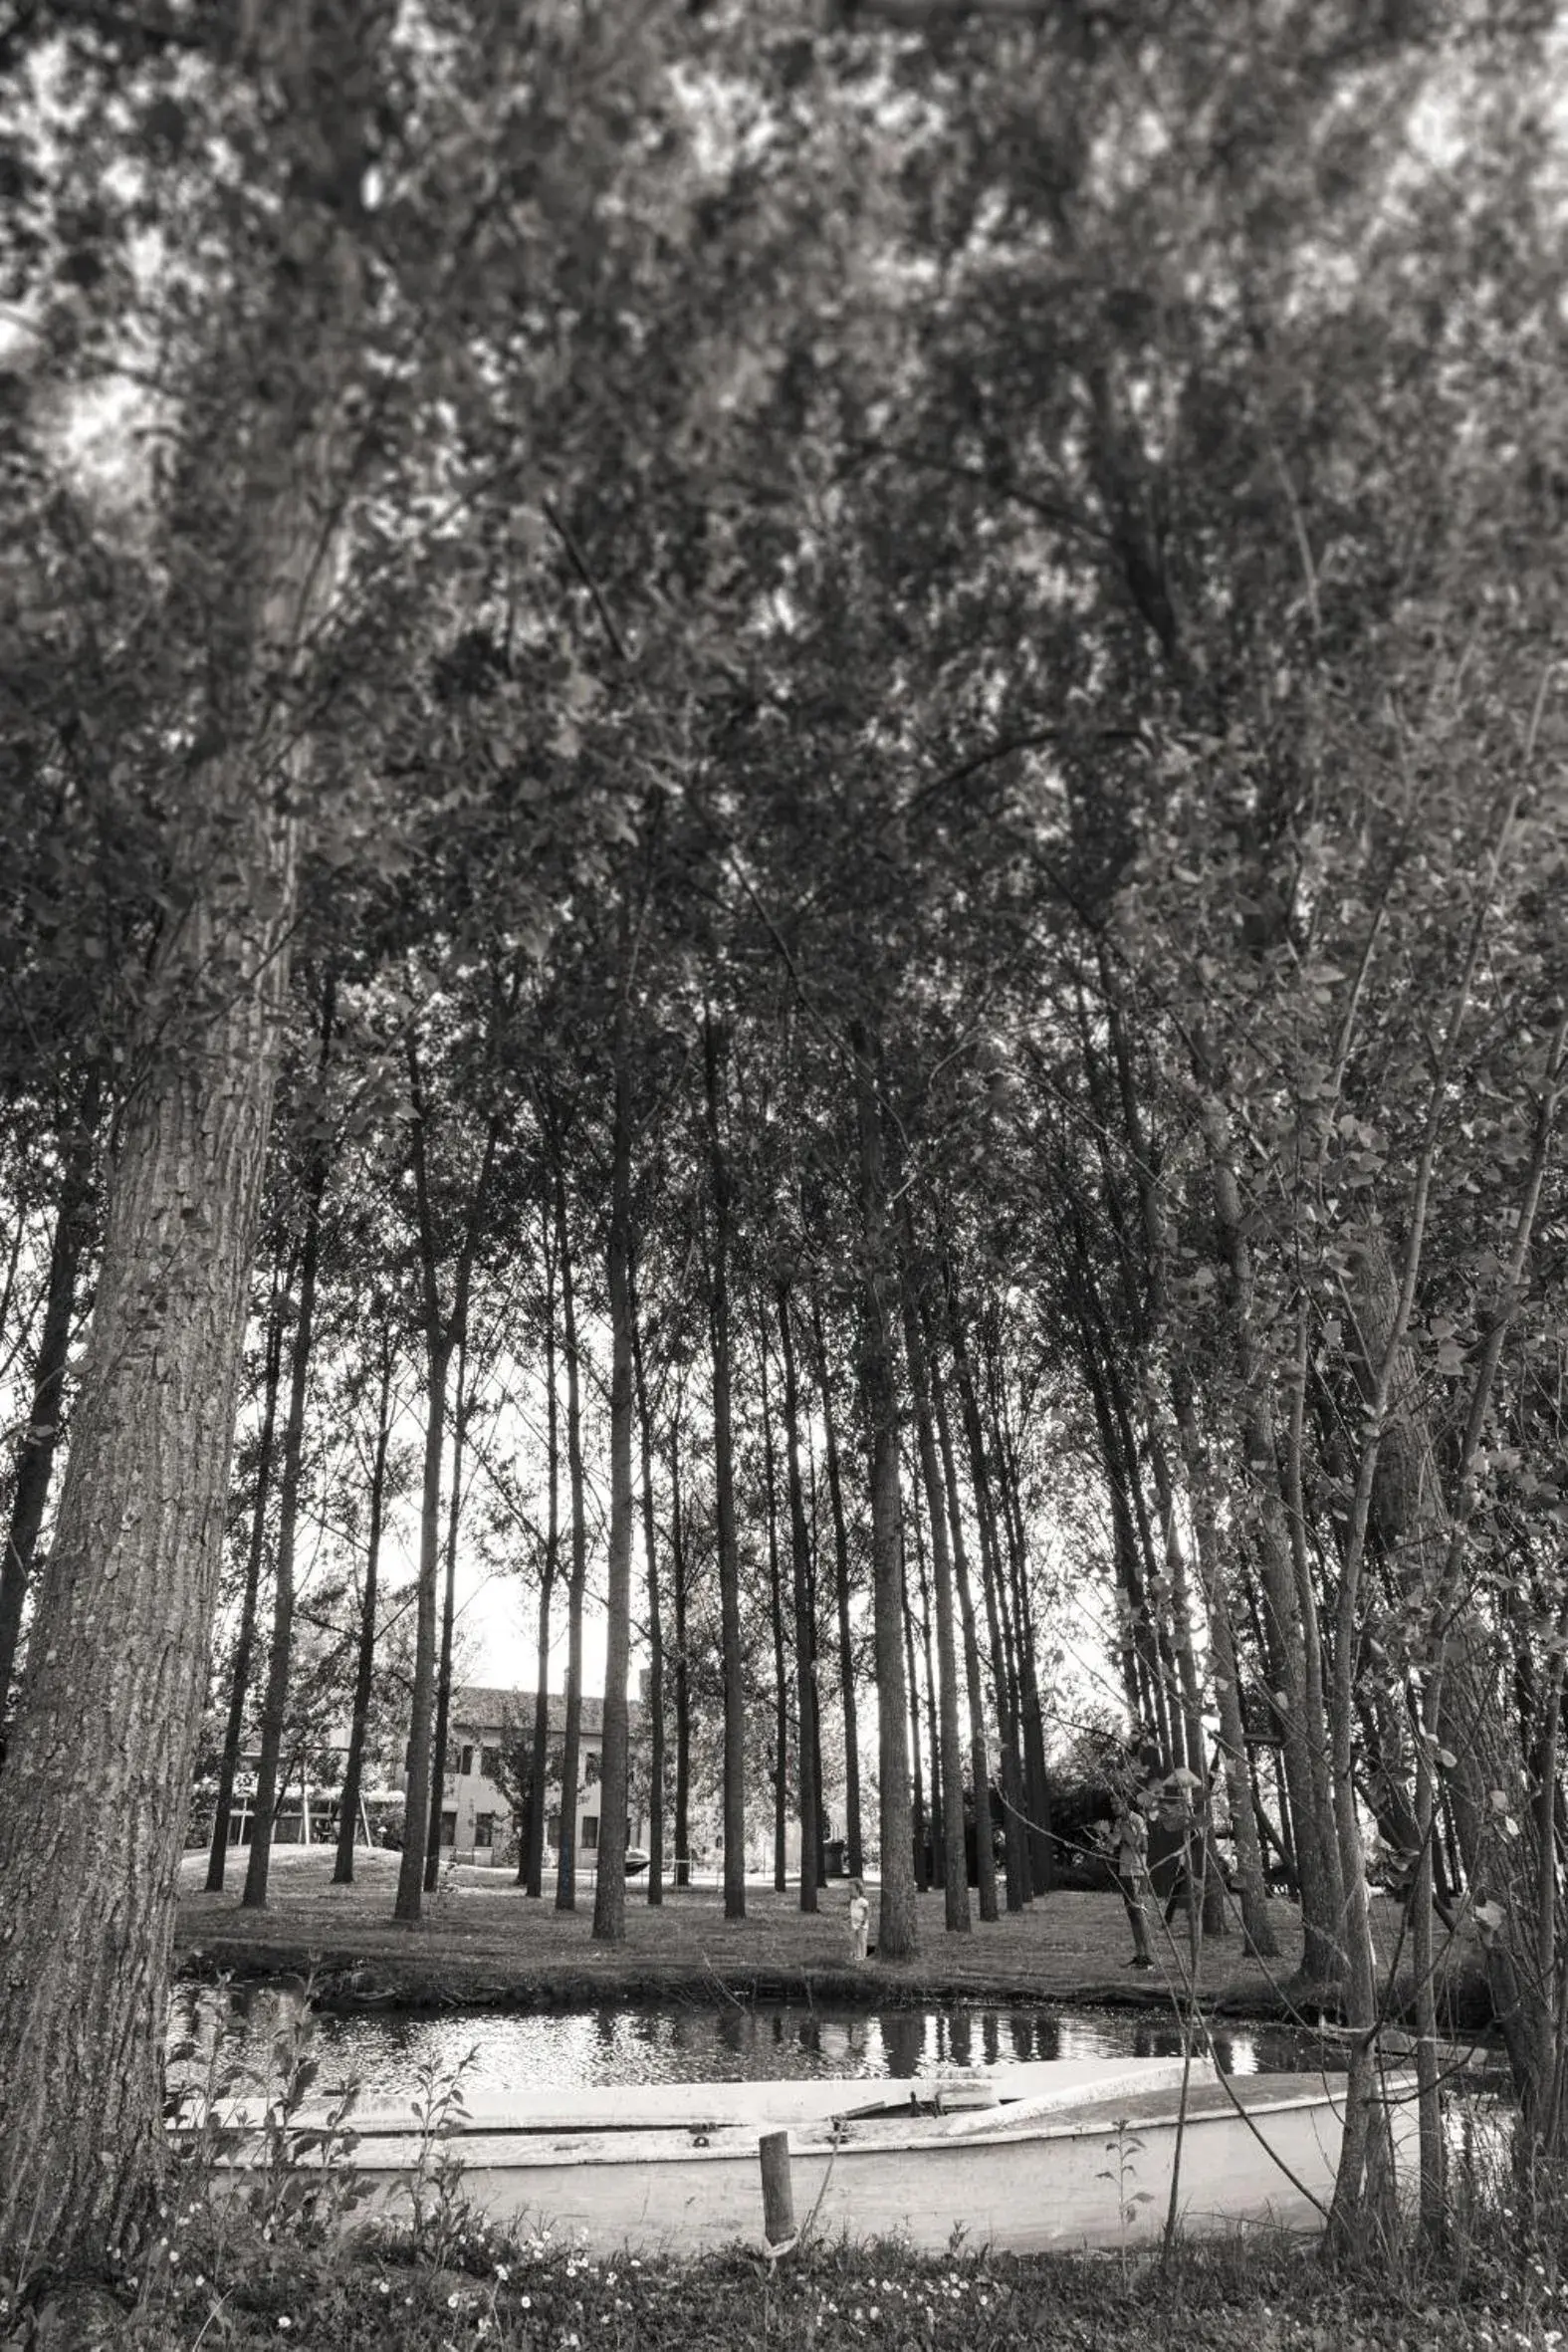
583;1750;600;1787
475;1813;495;1848
546;1809;560;1847
581;1815;599;1851
481;1745;501;1779
440;1810;457;1847
459;1745;474;1776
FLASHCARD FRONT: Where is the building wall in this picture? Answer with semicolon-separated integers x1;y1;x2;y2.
437;1721;649;1867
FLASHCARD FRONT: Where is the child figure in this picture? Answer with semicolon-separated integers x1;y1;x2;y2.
847;1877;870;1964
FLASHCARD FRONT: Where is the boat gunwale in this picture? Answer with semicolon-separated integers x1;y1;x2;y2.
210;2073;1412;2176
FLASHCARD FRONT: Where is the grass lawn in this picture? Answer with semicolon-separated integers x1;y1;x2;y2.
177;1847;1397;2020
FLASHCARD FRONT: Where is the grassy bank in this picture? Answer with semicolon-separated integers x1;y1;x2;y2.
29;2214;1568;2350
179;1849;1403;2022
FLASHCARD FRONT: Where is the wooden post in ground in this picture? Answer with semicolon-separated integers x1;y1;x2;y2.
759;2130;796;2253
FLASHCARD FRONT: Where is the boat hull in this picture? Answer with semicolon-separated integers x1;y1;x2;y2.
227;2063;1418;2256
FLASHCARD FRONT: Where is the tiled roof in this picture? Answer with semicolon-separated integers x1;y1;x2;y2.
449;1687;644;1741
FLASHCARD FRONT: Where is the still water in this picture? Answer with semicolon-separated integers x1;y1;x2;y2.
168;1985;1338;2104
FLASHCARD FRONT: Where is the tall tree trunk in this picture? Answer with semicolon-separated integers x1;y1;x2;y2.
592;1007;635;1945
670;1422;691;1891
394;1070;496;1926
759;1325;789;1894
928;1334;999;1924
423;1340;469;1892
1200;1094;1344;1986
395;1317;448;1922
243;1080;332;1912
949;1282;1029;1909
902;1522;929;1895
527;1192;560;1899
631;1285;664;1906
989;1383;1055;1896
334;1313;394;1884
902;1261;971;1931
704;1014;747;1922
0;1076;100;1719
916;1533;944;1892
778;1281;820;1911
850;1020;916;1961
0;473;336;2268
1173;1373;1278;1956
205;1260;287;1890
811;1291;863;1881
556;1166;587;1915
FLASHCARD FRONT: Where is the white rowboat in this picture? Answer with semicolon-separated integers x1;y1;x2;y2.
208;2056;1419;2255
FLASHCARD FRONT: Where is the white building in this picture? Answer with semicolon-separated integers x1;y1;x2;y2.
435;1686;650;1868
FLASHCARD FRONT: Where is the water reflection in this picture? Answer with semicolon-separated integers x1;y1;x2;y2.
170;1981;1342;2107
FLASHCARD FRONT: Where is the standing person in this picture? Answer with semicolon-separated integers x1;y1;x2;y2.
847;1877;870;1964
1112;1790;1154;1969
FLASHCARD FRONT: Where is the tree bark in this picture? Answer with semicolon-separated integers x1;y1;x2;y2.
948;1279;1029;1909
778;1280;820;1910
670;1416;691;1892
243;1034;333;1912
851;1020;916;1960
423;1338;469;1893
759;1324;789;1894
1173;1372;1278;1957
592;1006;635;1945
928;1331;999;1924
811;1290;863;1881
555;1164;587;1914
631;1279;664;1905
527;1191;560;1898
902;1257;971;1930
334;1311;394;1884
703;1013;747;1922
902;1524;929;1894
0;621;326;2272
205;1258;287;1891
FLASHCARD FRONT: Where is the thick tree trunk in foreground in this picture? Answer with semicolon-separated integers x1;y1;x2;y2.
704;1014;747;1921
206;1264;287;1891
0;790;303;2280
851;1021;916;1961
0;0;375;2244
0;1079;99;1720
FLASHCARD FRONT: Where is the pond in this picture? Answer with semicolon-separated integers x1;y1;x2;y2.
168;1984;1361;2105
